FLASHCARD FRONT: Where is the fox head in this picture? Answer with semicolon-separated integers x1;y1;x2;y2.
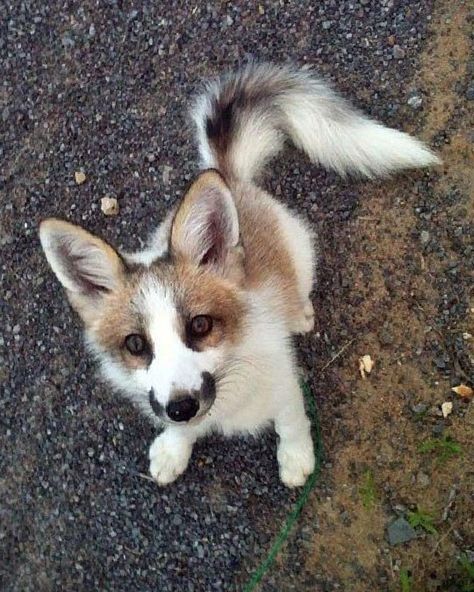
39;170;248;424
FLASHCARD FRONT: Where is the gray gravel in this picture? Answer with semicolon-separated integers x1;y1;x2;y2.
0;1;449;591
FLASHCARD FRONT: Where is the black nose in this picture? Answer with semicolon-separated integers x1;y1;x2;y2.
166;397;199;422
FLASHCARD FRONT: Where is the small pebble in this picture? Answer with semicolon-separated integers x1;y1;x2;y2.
441;401;453;418
100;196;120;216
393;45;405;59
379;329;394;346
420;230;430;245
416;472;430;488
412;403;428;414
407;94;423;109
74;171;86;185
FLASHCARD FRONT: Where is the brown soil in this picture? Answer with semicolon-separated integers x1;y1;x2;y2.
302;3;473;591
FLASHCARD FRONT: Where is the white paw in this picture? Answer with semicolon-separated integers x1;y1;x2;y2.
277;437;315;488
148;434;191;486
293;301;315;334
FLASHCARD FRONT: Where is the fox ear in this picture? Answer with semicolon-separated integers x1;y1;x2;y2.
39;219;125;319
170;170;239;270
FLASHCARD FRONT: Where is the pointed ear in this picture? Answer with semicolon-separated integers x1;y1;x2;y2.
39;219;125;319
170;170;240;270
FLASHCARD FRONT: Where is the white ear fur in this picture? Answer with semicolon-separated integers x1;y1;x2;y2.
171;171;239;267
39;219;124;295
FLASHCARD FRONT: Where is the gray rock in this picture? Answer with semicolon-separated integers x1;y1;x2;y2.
379;329;394;346
393;45;406;59
416;471;430;488
466;85;474;101
412;402;428;414
407;94;423;109
387;517;417;545
420;230;430;245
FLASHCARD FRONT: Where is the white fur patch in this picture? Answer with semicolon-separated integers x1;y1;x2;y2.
131;277;220;406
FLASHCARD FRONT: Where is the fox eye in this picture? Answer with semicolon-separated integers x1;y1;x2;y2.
124;333;149;356
189;315;213;338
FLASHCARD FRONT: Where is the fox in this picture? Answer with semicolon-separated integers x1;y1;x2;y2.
39;63;439;487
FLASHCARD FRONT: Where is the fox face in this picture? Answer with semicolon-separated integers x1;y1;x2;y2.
40;171;247;424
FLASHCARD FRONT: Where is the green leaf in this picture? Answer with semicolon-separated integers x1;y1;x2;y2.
400;568;412;592
407;509;438;535
360;469;377;510
459;555;474;592
418;435;462;464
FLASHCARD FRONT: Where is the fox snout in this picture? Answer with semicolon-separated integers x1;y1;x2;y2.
149;371;216;423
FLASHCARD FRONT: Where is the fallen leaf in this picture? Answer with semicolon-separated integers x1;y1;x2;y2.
359;354;374;379
441;401;453;418
74;171;86;185
452;384;473;399
100;196;119;216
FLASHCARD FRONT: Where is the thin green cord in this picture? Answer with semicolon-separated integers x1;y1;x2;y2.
242;382;324;592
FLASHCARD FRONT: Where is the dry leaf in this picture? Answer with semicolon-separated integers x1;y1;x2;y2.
74;171;86;185
452;384;473;399
100;196;119;216
359;354;374;379
441;401;453;418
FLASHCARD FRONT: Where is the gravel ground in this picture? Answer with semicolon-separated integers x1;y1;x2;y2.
1;1;472;591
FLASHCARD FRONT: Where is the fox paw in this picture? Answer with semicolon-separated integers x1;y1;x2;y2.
293;301;315;335
277;437;315;488
149;434;191;486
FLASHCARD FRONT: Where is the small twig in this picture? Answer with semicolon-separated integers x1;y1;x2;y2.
124;545;143;557
320;338;356;371
388;553;395;580
431;525;455;555
420;253;426;271
442;485;457;522
136;472;156;483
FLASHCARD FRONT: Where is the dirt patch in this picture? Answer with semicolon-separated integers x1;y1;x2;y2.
303;3;473;591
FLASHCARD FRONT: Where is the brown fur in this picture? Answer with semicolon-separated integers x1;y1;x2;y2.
174;263;246;349
170;171;245;284
86;261;246;367
88;274;152;369
233;182;305;322
173;171;304;324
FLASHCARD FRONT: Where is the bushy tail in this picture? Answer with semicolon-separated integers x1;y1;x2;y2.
192;62;440;182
